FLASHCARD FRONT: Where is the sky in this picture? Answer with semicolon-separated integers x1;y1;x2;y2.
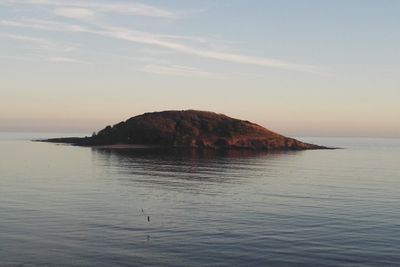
0;0;399;137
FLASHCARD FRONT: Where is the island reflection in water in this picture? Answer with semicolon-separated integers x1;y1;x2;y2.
91;147;302;190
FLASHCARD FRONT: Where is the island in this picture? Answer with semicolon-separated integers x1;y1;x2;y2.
41;110;331;150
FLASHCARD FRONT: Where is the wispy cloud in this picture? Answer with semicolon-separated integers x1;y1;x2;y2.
94;25;321;73
48;56;89;64
0;54;39;61
143;64;213;77
53;7;95;21
0;0;179;19
0;33;76;52
127;56;169;65
1;18;321;73
0;18;86;32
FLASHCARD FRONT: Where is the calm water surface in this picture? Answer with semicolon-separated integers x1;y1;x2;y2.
0;133;399;266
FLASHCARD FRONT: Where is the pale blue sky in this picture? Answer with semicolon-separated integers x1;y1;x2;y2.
0;0;399;137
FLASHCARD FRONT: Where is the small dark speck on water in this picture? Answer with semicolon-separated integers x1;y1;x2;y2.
147;216;150;222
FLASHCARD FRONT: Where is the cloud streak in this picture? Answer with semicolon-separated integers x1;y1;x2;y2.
53;7;96;21
143;64;213;77
0;18;86;32
93;25;322;73
48;56;89;64
0;0;179;19
0;33;76;52
1;19;321;73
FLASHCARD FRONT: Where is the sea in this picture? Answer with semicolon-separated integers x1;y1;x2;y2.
0;132;399;266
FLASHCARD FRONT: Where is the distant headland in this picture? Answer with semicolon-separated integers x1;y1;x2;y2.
40;110;332;150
